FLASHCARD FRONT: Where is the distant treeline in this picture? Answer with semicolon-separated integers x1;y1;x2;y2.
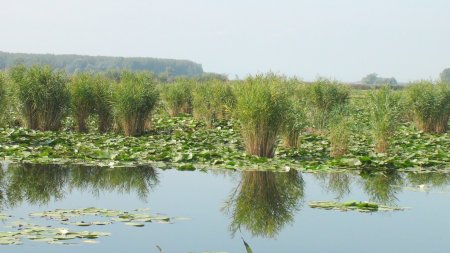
0;51;204;77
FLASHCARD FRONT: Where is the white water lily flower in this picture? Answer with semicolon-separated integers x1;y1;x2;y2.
58;228;69;235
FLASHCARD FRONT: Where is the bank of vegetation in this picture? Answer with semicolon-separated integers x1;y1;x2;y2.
0;51;204;77
0;64;449;171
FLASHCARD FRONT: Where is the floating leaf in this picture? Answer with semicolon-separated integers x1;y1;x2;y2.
124;222;145;227
309;201;406;212
83;240;99;244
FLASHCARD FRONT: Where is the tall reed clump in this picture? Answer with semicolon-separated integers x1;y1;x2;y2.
367;85;401;153
233;74;290;157
0;72;8;126
114;71;159;136
161;78;193;116
9;65;70;131
281;81;307;148
69;73;114;133
406;81;450;133
304;78;350;130
192;79;235;127
327;106;352;157
93;76;114;133
70;73;96;132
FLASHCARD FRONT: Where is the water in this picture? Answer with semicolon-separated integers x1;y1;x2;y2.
0;163;449;253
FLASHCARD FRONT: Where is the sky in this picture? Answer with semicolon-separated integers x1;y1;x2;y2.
1;0;449;82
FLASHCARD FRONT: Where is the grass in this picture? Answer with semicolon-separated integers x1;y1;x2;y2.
328;115;352;157
160;78;194;116
367;85;401;153
304;78;350;130
406;81;450;133
114;71;159;136
233;74;290;157
192;79;235;127
0;72;7;126
281;82;308;148
70;73;97;132
92;75;114;133
0;66;448;171
69;73;114;133
9;65;70;131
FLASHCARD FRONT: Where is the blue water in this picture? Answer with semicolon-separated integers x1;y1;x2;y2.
1;165;449;253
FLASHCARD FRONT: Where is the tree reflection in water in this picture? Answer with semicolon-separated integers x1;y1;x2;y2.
222;170;305;238
0;163;159;208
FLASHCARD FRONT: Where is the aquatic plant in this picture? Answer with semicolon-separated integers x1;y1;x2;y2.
304;78;350;130
0;72;8;126
233;74;290;157
406;81;450;133
9;65;70;131
327;106;354;157
92;75;114;133
367;85;401;153
160;78;194;116
0;114;449;171
69;73;114;133
328;118;351;158
192;79;235;127
0;206;177;245
114;71;159;136
281;81;308;148
282;103;306;148
309;200;405;212
69;73;96;132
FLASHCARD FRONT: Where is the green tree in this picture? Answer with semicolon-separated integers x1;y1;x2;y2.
440;68;450;83
361;73;379;84
361;73;397;85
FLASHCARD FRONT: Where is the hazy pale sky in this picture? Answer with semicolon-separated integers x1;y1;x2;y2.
1;0;449;82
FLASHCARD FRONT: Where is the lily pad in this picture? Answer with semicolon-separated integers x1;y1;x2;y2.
124;222;145;227
309;201;406;212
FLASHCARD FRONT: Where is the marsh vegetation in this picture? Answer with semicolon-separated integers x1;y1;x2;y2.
0;65;448;171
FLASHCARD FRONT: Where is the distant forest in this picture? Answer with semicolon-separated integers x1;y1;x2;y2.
0;51;204;77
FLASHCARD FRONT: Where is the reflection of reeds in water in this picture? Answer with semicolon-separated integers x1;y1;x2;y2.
223;170;304;238
70;165;159;199
5;164;70;206
406;172;450;189
0;164;159;208
359;170;403;205
314;171;353;200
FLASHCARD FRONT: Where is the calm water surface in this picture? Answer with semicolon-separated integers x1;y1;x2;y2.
0;163;449;253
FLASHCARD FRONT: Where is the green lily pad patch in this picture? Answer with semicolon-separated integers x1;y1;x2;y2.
309;201;406;212
0;222;111;246
0;207;187;246
124;222;145;227
29;207;172;225
1;117;448;172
